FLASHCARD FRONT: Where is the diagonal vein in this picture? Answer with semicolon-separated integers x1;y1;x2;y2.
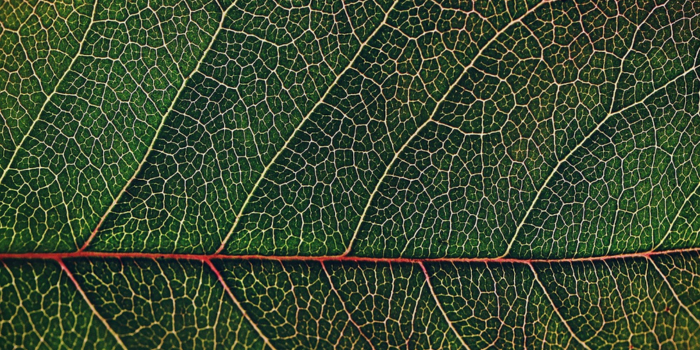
0;0;98;185
215;0;400;254
57;258;129;350
528;263;592;349
500;0;686;258
419;262;472;350
205;260;278;350
654;181;700;250
321;262;378;350
79;1;240;251
501;60;700;258
603;261;634;345
646;256;700;326
343;0;554;256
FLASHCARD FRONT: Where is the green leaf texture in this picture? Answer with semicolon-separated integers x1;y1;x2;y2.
1;0;700;348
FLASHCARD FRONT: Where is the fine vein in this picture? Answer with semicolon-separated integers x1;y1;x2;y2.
205;260;278;350
0;0;98;185
80;1;240;251
647;256;700;326
58;259;129;350
528;263;592;350
343;0;554;256
216;0;400;254
654;180;700;250
420;262;472;350
501;60;700;258
321;262;378;350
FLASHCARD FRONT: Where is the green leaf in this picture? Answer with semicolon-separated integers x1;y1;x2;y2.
1;0;700;348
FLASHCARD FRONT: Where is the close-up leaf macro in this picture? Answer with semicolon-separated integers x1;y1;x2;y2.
1;0;700;348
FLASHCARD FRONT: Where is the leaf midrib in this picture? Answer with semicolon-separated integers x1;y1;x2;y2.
2;246;699;264
6;247;698;349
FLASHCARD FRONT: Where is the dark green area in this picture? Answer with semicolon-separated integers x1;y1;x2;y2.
1;0;700;348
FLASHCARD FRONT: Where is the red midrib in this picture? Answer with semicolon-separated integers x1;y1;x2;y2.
0;247;698;264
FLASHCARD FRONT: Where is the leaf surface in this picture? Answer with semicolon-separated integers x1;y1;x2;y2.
1;0;700;348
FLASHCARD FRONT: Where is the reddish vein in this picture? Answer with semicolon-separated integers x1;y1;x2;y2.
1;247;699;263
58;259;129;350
205;260;278;350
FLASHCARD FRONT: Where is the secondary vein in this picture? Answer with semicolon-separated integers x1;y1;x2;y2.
79;1;240;251
501;59;700;258
205;260;279;350
58;259;129;350
0;0;99;185
528;263;592;350
215;0;400;254
647;256;700;326
420;262;472;350
343;0;554;256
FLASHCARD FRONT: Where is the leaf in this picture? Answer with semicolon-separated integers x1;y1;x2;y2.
1;0;700;348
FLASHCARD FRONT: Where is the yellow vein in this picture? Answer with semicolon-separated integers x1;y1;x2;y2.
79;1;239;251
0;0;98;184
647;256;700;326
2;262;52;348
604;261;634;346
205;260;278;350
654;181;700;250
500;2;681;258
502;61;700;258
321;262;378;350
343;0;554;256
215;0;400;254
58;259;129;350
528;263;591;349
420;262;472;350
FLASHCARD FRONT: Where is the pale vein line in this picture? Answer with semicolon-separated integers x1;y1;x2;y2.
654;181;700;250
321;262;377;350
522;278;533;350
215;0;400;254
79;1;239;251
57;259;129;350
0;0;98;184
646;256;700;326
342;0;554;256
204;260;278;350
527;263;591;350
419;262;472;350
3;262;50;348
500;0;670;257
501;61;700;258
603;261;634;346
431;119;503;137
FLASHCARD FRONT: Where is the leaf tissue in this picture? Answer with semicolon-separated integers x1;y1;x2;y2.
1;0;700;348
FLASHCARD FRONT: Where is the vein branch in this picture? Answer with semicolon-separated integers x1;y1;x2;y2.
57;258;129;350
215;0;400;254
528;263;592;350
419;262;472;350
321;262;378;350
654;180;700;250
205;260;278;350
501;60;700;258
79;1;239;251
0;0;99;185
342;0;554;256
646;256;700;326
